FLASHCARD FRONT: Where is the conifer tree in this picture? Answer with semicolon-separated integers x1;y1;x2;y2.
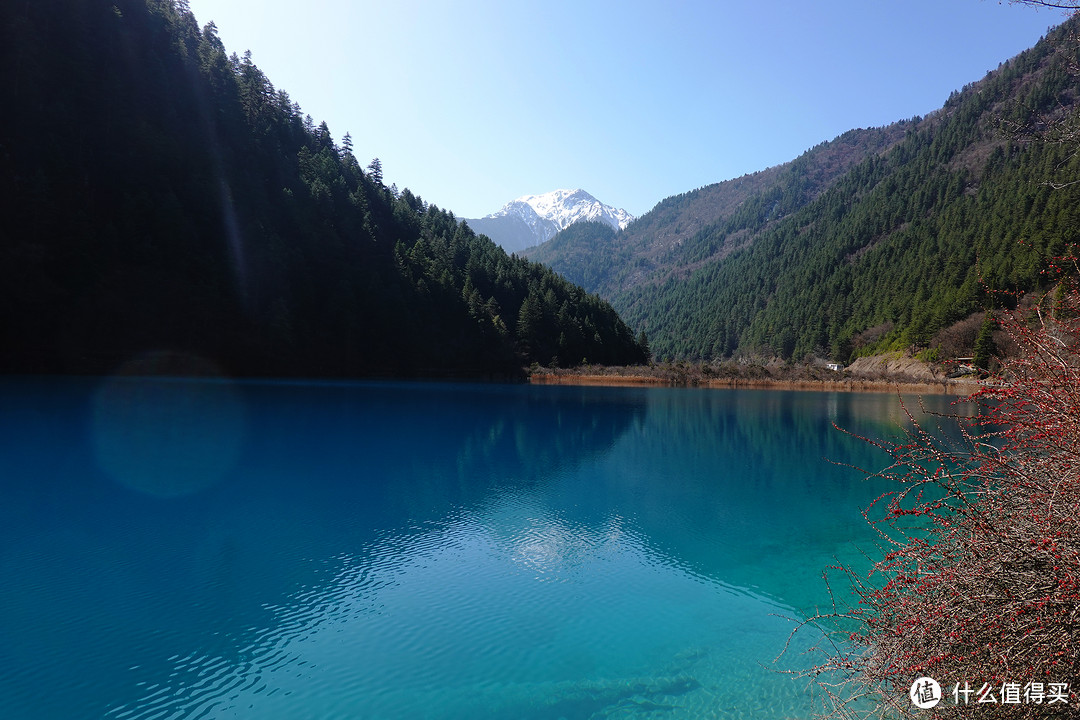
367;158;383;185
973;311;996;370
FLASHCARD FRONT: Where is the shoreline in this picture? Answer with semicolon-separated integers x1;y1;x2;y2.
528;371;982;396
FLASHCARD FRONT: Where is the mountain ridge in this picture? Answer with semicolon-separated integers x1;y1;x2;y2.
527;123;910;297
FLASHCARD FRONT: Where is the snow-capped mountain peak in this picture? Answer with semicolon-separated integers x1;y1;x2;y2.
498;189;633;234
469;189;633;253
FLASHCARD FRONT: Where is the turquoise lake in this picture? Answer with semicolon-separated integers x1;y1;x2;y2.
0;378;965;719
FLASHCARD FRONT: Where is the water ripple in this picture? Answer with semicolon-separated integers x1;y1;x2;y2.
1;381;927;719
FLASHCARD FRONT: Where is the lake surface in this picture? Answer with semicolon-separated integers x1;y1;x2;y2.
0;377;964;719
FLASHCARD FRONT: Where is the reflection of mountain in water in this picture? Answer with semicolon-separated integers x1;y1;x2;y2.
0;380;968;719
526;389;970;610
0;379;646;718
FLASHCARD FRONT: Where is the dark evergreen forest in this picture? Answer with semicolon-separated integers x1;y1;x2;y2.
0;0;646;378
533;19;1080;364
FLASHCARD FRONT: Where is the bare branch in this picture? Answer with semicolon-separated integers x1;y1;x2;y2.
1008;0;1080;10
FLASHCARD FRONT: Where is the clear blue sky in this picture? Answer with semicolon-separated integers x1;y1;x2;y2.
185;0;1066;219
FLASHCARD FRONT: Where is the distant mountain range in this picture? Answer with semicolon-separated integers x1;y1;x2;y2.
466;189;633;254
527;15;1080;363
11;0;1078;373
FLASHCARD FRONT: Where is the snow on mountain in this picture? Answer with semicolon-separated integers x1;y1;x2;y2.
466;189;633;254
510;189;634;235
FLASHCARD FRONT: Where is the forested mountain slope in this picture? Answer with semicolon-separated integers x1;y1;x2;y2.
533;19;1080;363
0;0;645;377
528;124;910;298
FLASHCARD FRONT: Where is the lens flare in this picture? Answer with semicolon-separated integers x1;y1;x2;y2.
91;352;246;498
